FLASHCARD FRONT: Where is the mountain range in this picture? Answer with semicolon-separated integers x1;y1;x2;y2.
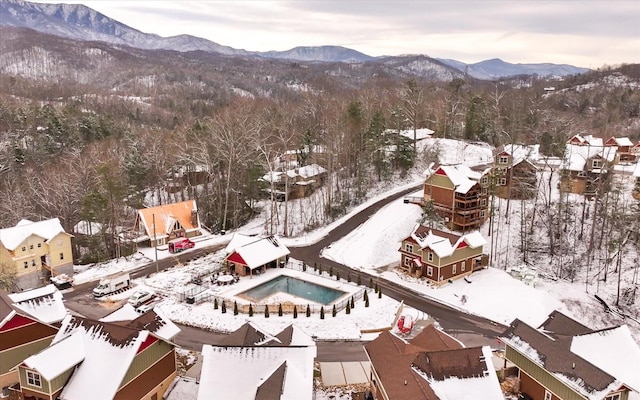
0;0;590;80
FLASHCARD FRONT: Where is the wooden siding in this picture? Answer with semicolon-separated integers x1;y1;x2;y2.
120;341;174;389
19;367;51;395
0;335;55;375
439;246;483;265
0;323;57;352
114;350;176;400
427;174;455;190
427;185;454;208
48;368;74;394
505;346;586;400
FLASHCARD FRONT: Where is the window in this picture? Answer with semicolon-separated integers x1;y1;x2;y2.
461;261;466;271
452;264;457;274
29;245;33;250
605;394;621;400
24;261;28;269
405;243;413;253
499;178;507;186
480;199;487;206
592;159;602;168
480;211;486;218
404;258;412;267
26;371;41;387
481;176;488;185
31;259;36;266
544;390;552;400
427;252;433;262
60;252;64;260
427;266;433;276
37;243;42;248
21;246;26;252
577;170;586;177
499;156;509;164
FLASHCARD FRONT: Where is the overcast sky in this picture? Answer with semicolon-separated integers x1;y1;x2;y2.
36;1;640;67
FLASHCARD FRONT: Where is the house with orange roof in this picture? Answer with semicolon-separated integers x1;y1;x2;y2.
133;200;201;247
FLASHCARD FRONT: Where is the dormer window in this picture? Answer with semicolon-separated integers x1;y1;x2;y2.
592;159;602;168
499;156;509;164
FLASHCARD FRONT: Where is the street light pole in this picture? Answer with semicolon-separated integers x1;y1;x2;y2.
153;213;158;274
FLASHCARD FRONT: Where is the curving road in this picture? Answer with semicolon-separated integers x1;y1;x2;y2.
64;182;506;360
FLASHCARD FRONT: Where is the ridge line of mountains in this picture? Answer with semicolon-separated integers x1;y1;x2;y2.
0;0;590;80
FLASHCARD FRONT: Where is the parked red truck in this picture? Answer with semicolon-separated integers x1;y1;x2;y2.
168;237;195;253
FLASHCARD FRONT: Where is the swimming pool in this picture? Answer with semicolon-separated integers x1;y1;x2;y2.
239;275;346;305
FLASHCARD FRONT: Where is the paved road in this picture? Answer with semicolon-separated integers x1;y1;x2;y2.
64;182;506;361
289;182;507;340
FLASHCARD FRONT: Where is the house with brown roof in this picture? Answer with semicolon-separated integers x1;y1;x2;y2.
604;136;636;163
423;164;490;231
8;314;178;400
399;224;488;285
0;218;74;290
133;200;201;247
197;322;316;400
493;145;539;199
0;285;66;398
501;310;640;400
364;325;503;400
560;144;617;196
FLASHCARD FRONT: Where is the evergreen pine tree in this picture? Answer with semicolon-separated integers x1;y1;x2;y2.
346;302;351;314
293;306;298;319
221;301;227;314
336;271;340;280
264;306;269;318
320;306;325;319
374;283;379;293
332;304;337;317
347;273;351;283
233;301;238;316
378;288;382;299
306;304;311;317
364;290;370;307
369;277;373;287
350;296;355;309
329;266;334;277
249;304;254;317
357;275;362;286
214;298;218;309
278;303;283;317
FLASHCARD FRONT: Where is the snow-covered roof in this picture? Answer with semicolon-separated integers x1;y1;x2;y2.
226;234;290;269
0;218;68;251
51;315;155;400
420;346;504;400
563;144;617;171
607;136;634;147
100;304;181;341
294;164;327;179
198;345;315;400
23;330;85;381
428;164;484;194
501;144;541;164
8;284;67;324
410;225;486;258
224;232;262;254
568;134;604;147
393;128;435;141
571;325;640;393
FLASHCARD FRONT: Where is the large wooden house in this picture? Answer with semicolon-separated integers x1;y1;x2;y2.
0;285;66;398
501;311;640;400
9;314;178;400
132;200;201;247
423;164;490;231
560;144;617;196
399;224;487;285
0;219;74;290
493;145;539;199
605;136;636;163
364;325;503;400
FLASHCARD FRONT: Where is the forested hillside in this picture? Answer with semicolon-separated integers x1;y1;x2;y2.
0;27;639;264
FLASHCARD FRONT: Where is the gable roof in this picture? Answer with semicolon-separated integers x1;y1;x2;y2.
501;314;640;399
568;134;604;147
225;234;290;269
8;284;67;324
0;218;69;251
605;136;634;147
137;200;200;239
563;144;617;171
48;315;163;400
428;164;484;195
500;144;541;165
100;304;181;341
409;224;486;258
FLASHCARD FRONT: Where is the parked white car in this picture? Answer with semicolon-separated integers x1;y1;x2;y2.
128;290;153;307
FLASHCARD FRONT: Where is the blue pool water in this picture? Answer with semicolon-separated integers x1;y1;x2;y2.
239;276;346;305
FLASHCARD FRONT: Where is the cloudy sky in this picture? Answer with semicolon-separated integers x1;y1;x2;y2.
36;1;640;67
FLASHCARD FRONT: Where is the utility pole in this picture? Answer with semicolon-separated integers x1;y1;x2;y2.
153;213;158;274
